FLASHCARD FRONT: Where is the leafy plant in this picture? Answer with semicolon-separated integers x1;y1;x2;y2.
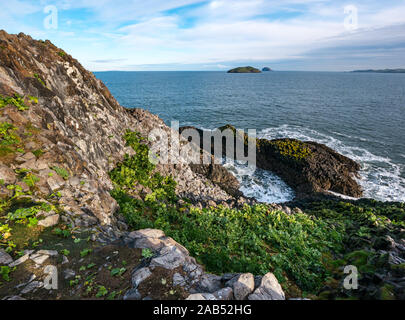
96;286;108;298
51;166;69;180
141;248;154;259
111;267;126;277
80;249;92;257
0;94;29;111
0;266;15;282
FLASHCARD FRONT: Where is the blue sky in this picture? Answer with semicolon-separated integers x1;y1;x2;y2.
1;0;405;71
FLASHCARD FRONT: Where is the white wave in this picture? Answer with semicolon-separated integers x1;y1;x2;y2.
222;159;295;203
259;125;405;203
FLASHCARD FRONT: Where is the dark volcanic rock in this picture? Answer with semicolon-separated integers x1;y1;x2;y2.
179;126;242;197
256;138;362;198
181;125;363;199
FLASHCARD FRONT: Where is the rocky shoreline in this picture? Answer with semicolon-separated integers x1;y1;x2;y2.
1;31;404;301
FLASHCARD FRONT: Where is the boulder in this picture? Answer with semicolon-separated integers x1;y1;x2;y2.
0;249;13;265
248;273;285;300
232;273;255;300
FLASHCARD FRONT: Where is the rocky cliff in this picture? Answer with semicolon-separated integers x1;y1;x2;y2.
0;31;287;300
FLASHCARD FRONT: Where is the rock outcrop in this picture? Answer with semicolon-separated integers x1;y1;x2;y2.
227;66;261;73
181;124;363;199
0;30;242;232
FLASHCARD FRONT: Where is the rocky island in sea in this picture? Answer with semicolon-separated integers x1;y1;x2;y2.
262;67;272;72
352;68;405;73
1;31;405;301
227;66;261;73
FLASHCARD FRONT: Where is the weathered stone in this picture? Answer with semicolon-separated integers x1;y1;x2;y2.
0;249;13;265
8;253;31;267
30;253;49;265
38;214;59;227
173;273;186;286
21;281;43;294
132;268;152;288
150;246;186;270
128;229;165;239
248;273;285;300
232;273;255;300
197;273;222;293
0;164;16;185
36;250;58;256
214;287;234;300
6;296;26;300
47;175;66;192
123;288;142;300
186;293;217;300
63;269;76;280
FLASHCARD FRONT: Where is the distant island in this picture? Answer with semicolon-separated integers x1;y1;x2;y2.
227;66;261;73
262;67;272;72
352;68;405;73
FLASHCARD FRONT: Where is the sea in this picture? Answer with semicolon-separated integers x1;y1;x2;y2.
95;71;405;204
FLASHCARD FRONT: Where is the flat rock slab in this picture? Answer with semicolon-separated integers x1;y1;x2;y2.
0;249;13;265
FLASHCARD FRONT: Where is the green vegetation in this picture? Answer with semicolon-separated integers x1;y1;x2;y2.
109;130;176;200
51;166;69;180
0;266;15;282
0;122;20;156
0;94;30;111
265;139;312;160
110;130;405;298
33;74;46;87
142;248;154;259
58;51;66;58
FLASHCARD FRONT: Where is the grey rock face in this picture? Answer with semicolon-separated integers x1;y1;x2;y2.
132;267;152;288
248;273;285;300
214;287;234;300
232;273;255;300
38;214;60;227
0;249;13;265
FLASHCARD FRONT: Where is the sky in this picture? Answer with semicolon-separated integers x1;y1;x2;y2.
1;0;405;71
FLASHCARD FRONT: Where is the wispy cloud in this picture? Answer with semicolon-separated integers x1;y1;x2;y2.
1;0;405;71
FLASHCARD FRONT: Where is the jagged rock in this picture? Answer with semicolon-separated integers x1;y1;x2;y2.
150;246;187;270
30;253;49;265
214;287;234;300
20;281;43;294
248;273;285;300
186;293;217;300
232;273;255;300
5;296;26;300
8;251;33;267
46;176;66;192
173;273;186;286
182;124;363;199
38;214;60;228
196;273;222;293
132;268;152;288
123;288;142;300
0;164;16;185
63;269;76;280
0;249;13;265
